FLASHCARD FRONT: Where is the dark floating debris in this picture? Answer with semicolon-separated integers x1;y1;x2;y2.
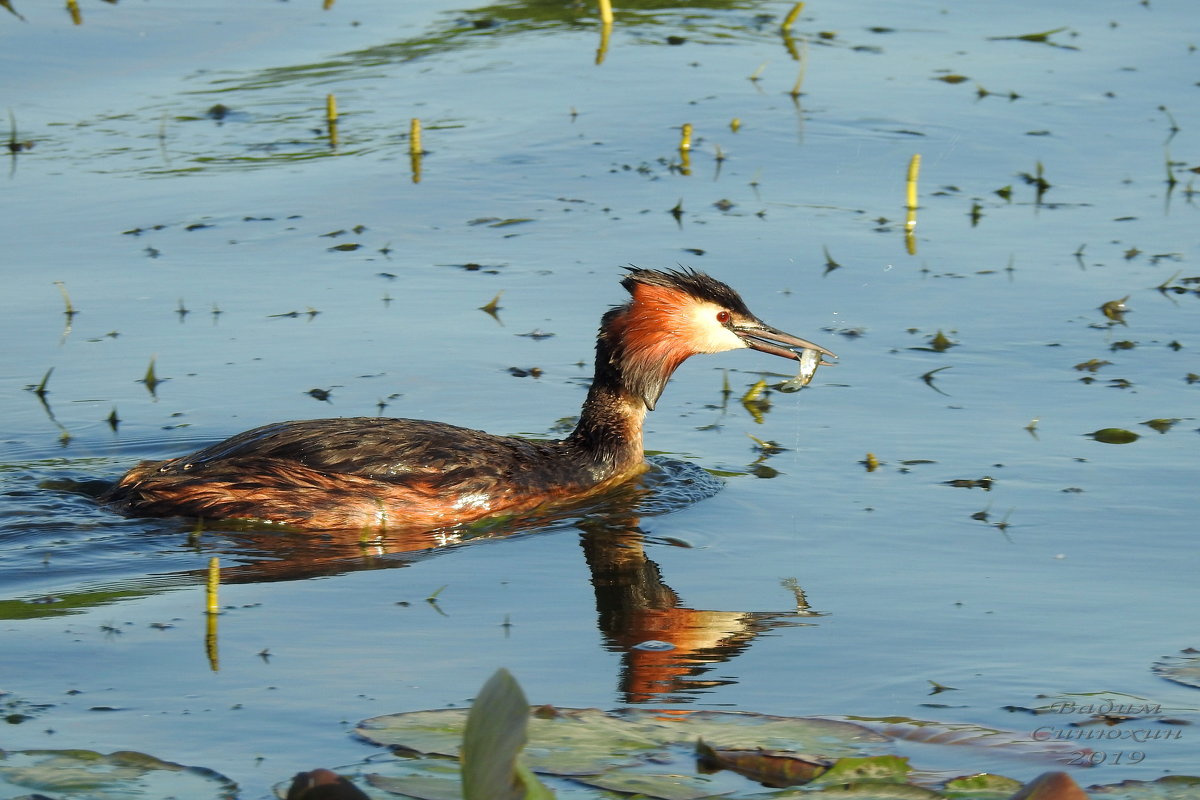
944;476;994;490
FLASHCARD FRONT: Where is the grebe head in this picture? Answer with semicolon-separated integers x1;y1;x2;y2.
601;267;837;410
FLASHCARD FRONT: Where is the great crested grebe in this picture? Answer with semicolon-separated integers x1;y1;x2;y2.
101;268;835;531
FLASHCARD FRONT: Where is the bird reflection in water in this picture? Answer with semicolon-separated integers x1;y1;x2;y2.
194;458;822;703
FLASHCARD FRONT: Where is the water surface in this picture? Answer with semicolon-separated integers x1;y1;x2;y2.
2;0;1198;796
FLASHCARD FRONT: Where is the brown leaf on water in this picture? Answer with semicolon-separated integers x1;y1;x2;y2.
1009;771;1090;800
695;739;829;787
1073;359;1111;372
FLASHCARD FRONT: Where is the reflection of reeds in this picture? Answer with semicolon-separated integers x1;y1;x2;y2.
409;118;424;183
598;0;613;25
905;153;921;211
781;2;804;31
141;356;162;397
32;367;53;399
326;93;338;147
677;123;692;176
205;573;219;672
206;557;220;615
409;118;423;155
905;154;920;255
788;37;808;97
53;280;77;317
596;18;612;64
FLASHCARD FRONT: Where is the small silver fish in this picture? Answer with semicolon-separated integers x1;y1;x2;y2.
779;347;822;392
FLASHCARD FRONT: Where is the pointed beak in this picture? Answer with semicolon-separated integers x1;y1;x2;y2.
734;321;838;365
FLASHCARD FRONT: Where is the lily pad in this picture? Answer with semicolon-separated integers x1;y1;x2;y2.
1089;776;1200;800
773;783;945;799
357;707;886;779
805;755;912;787
0;748;236;799
353;707;891;799
341;675;1200;800
365;761;465;800
572;770;727;800
1152;649;1200;690
942;773;1024;798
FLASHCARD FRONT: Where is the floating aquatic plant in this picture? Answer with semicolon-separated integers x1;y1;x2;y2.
1088;427;1139;444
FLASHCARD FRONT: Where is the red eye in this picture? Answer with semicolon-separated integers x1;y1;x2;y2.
716;310;731;324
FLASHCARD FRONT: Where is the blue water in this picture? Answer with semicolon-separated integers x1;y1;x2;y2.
2;0;1197;796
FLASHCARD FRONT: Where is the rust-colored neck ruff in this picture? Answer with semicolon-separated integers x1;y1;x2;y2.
567;284;695;478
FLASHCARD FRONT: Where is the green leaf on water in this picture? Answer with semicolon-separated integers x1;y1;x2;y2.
32;366;53;397
0;749;235;798
992;26;1068;42
1099;296;1129;322
943;772;1023;797
800;784;945;799
574;770;721;800
986;27;1077;50
1089;428;1139;444
805;754;912;787
357;706;887;788
921;330;956;352
142;356;161;393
